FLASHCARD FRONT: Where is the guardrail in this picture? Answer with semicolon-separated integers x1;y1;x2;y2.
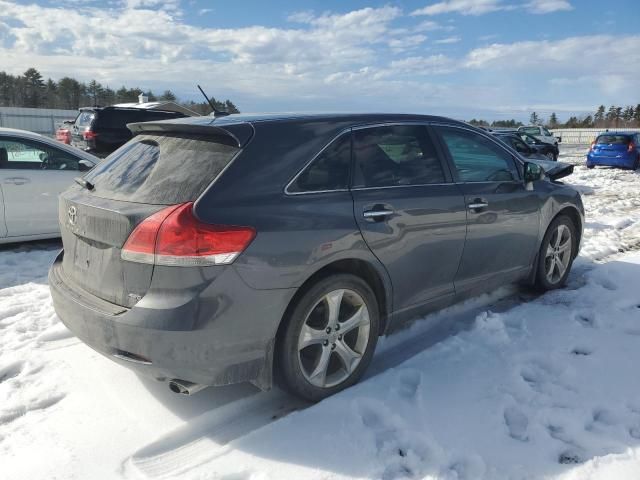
0;107;78;137
552;128;640;146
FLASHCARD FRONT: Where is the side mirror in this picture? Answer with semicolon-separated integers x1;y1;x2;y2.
524;162;543;190
556;136;562;143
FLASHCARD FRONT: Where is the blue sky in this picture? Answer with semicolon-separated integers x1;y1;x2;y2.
1;0;639;121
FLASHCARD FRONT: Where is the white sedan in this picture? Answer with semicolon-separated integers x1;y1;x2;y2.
0;127;97;244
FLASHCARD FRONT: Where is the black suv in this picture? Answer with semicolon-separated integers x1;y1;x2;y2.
70;106;187;157
50;113;584;401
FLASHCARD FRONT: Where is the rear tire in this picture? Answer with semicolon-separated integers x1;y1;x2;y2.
534;215;576;291
277;274;379;402
587;164;595;169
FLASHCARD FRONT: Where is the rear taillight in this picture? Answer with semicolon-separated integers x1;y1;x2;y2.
82;128;97;140
628;142;635;153
121;202;256;267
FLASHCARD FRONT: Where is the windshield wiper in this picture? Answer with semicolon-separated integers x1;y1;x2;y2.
74;177;94;191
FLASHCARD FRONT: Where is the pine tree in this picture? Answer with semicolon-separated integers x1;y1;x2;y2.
529;111;540;125
594;105;606;126
86;80;103;106
23;68;45;108
160;90;176;101
549;112;558;128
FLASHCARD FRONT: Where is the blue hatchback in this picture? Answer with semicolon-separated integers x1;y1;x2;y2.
587;132;640;170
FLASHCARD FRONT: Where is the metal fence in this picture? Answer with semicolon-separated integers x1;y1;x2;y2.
551;128;640;146
0;107;78;137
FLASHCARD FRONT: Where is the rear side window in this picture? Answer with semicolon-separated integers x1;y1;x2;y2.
353;125;446;188
596;135;631;145
83;134;239;204
288;134;351;193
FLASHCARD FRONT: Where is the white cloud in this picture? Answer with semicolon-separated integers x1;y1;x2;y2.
412;0;507;16
435;36;461;44
525;0;573;14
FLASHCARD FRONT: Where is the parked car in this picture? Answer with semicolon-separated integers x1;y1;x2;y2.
496;132;559;161
586;132;640;170
0;127;97;244
518;125;560;146
70;106;187;157
494;132;550;160
49;113;584;402
55;120;74;145
517;131;559;161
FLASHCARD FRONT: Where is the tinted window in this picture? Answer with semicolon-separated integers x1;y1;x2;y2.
437;127;517;182
0;137;87;171
288;134;350;193
353;125;446;188
596;134;631;145
75;111;95;129
510;137;530;153
83;134;239;204
95;110;184;129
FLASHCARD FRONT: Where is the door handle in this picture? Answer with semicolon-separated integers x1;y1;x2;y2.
468;200;489;210
4;177;30;185
363;208;395;219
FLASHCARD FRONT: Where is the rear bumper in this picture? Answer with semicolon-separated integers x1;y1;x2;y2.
586;152;637;168
49;251;295;390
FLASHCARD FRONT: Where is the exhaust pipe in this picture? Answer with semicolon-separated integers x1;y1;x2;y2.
168;379;207;396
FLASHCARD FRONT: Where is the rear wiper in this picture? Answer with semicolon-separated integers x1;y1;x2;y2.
74;177;94;191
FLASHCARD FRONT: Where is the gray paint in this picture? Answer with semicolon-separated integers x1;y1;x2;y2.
49;113;585;391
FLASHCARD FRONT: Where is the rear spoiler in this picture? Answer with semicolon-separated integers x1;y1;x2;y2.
127;121;254;148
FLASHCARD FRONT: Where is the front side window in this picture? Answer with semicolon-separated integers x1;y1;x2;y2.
543;128;552;136
287;134;351;193
436;127;517;182
353;125;446;188
0;137;86;170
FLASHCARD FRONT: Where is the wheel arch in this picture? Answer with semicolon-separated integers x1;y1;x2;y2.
275;258;391;348
554;206;583;256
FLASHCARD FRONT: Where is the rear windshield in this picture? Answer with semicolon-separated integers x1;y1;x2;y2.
83;133;239;204
75;111;95;128
521;127;540;135
596;134;631;145
94;110;184;129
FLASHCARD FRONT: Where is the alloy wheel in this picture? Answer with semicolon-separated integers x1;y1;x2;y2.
297;289;371;388
544;224;572;284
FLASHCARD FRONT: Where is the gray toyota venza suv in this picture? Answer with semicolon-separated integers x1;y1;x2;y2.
50;114;584;401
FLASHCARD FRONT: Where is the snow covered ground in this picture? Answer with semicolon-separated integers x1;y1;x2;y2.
2;145;640;480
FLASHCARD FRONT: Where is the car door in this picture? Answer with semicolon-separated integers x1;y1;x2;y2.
0;136;87;237
350;124;467;318
431;125;540;296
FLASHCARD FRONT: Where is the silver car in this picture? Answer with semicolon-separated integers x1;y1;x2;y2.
0;127;97;244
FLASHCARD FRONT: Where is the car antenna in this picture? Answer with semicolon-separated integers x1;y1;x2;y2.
197;84;230;117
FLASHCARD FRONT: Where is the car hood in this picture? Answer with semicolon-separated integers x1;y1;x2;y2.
528;158;574;181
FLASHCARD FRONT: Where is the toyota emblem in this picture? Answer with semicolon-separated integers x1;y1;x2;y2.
68;206;77;226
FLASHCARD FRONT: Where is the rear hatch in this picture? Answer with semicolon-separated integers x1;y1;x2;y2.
71;110;96;147
593;134;631;157
58;129;243;308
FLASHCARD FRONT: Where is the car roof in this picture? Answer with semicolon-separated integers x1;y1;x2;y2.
0;127;98;163
597;131;635;136
147;112;467;128
79;106;183;115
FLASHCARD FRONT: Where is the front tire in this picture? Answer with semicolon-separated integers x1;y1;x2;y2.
277;274;379;402
534;215;576;291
